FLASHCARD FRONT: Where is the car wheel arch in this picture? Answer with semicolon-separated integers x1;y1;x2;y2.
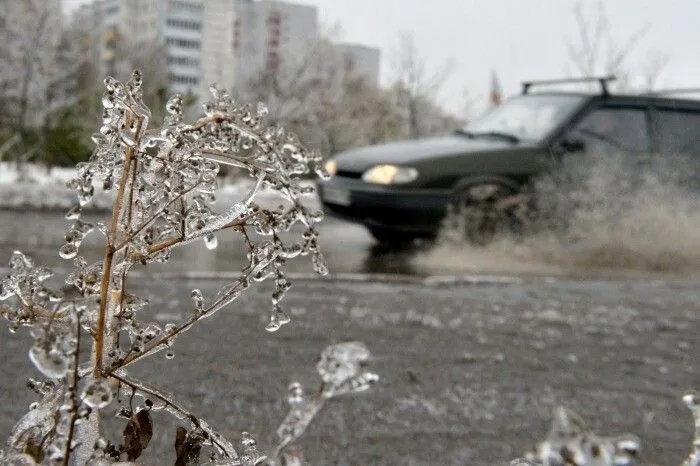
450;175;522;198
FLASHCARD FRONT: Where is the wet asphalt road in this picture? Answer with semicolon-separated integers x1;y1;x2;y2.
0;210;698;465
0;210;417;277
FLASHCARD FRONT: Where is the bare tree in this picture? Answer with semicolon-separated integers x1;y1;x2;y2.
244;34;405;157
390;33;455;138
565;0;669;91
309;75;405;155
0;0;66;128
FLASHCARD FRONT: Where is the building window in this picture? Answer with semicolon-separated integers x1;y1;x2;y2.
170;1;203;13
168;74;199;86
166;37;201;49
167;55;200;67
266;51;280;73
166;18;201;31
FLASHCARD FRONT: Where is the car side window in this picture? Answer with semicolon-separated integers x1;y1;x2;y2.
569;106;649;153
653;108;700;153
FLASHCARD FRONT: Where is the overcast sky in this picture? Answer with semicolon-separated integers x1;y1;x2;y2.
63;0;700;116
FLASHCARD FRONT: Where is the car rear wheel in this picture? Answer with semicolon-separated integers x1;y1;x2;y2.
450;183;528;245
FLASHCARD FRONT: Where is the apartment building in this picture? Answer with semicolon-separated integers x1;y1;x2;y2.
332;43;381;86
73;0;235;101
233;0;318;93
72;0;381;105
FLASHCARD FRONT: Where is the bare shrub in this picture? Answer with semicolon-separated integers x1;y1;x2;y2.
0;71;377;465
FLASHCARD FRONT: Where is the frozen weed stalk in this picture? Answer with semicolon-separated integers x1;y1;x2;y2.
512;392;700;466
0;71;378;465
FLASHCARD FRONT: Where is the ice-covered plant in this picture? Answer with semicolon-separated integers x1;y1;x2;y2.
270;342;379;465
682;391;700;466
0;71;377;465
513;391;699;466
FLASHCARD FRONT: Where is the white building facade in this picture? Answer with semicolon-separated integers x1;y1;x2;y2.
74;0;235;101
233;0;318;93
332;43;381;86
72;0;381;105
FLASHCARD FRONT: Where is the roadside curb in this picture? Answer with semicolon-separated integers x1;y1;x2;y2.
143;271;526;286
0;266;525;288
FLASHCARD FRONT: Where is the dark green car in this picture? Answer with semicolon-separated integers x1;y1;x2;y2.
318;77;700;244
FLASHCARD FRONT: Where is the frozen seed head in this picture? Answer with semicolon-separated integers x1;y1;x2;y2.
191;289;204;309
204;233;218;250
240;431;256;449
239;432;265;466
287;382;304;406
684;391;699;409
316;341;371;386
166;94;183;115
256;102;269;117
82;379;113;409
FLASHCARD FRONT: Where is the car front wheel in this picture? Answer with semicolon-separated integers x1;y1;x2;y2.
449;183;528;245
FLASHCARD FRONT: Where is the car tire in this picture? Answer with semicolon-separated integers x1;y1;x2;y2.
450;183;527;246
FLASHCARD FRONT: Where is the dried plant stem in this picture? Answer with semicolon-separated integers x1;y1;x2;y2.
109;372;237;458
113;181;204;252
125;217;249;265
113;142;141;347
94;113;143;377
110;260;262;372
62;314;82;465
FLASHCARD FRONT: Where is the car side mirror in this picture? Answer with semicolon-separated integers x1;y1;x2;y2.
558;136;586;153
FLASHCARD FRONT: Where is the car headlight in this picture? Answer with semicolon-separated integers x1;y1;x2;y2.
362;164;418;185
324;159;337;177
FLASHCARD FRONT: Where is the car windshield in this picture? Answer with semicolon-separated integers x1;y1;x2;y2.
462;94;585;141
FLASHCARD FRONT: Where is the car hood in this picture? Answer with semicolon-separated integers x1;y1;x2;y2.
332;135;529;173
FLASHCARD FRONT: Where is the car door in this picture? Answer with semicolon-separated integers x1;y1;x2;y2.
541;102;652;208
649;103;700;189
650;104;700;153
561;103;651;156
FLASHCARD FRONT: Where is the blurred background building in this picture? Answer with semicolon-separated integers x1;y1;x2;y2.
332;43;381;87
68;0;380;104
233;0;318;93
72;0;235;100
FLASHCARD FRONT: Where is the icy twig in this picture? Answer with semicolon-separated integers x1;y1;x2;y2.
681;391;700;466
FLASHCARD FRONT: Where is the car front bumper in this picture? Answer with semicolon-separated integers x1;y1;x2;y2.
317;176;452;234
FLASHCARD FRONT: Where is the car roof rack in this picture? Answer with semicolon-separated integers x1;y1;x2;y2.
643;88;700;98
521;75;616;96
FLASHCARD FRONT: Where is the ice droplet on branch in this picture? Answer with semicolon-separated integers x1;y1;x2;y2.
191;289;204;311
58;243;78;260
29;344;70;379
204;234;218;250
82;379;113;409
